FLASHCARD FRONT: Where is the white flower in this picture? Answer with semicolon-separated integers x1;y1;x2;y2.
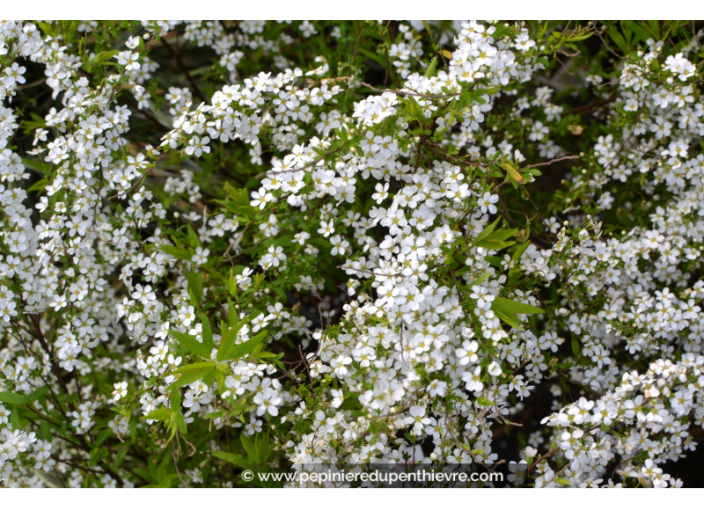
112;382;128;402
488;361;502;377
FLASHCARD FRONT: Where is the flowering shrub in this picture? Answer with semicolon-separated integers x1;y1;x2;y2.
1;20;704;488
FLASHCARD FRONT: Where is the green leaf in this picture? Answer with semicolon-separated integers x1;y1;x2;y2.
492;296;543;315
241;434;257;460
90;49;120;64
624;21;651;45
200;314;213;352
10;406;21;429
401;97;423;123
358;47;385;67
173;361;216;375
511;241;531;265
186;225;201;248
475;217;501;243
467;270;492;287
94;429;112;448
215;370;225;394
28;385;49;403
222;330;268;362
170;388;182;411
174;413;187;435
212;451;253;469
188;272;204;304
491;297;543;330
0;392;29;405
217;317;251;362
486;228;518;242
608;27;629;55
476;397;494;407
27;178;48;193
39;420;53;442
474;225;518;251
424;56;438;78
492;308;524;331
170;330;209;358
114;446;128;470
22;157;49;175
168;368;216;391
647;20;660;38
159;244;191;261
572;337;581;357
143;408;172;421
474;238;515;250
202;369;216;387
227;298;239;328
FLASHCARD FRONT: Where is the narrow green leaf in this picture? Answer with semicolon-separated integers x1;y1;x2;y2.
241;435;256;460
468;271;492;287
0;392;29;405
227;298;238;328
223;330;268;362
188;272;204;304
10;406;21;429
168;369;216;391
572;337;581;357
173;361;216;375
200;314;213;352
40;420;53;442
485;228;518;242
28;386;49;403
511;241;531;265
170;388;182;411
202;369;216;386
217;317;251;361
492;308;524;331
608;28;629;55
212;451;252;468
424;56;438;78
175;413;187;434
143;408;171;421
492;296;544;315
475;217;501;243
173;361;217;374
170;330;209;358
159;244;192;261
624;21;651;44
474;238;515;250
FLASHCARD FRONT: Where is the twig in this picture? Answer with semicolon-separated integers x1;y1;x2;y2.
161;37;208;104
256;145;343;177
172;444;188;487
525;155;580;169
593;23;624;61
361;82;460;101
119;96;170;133
564;95;617;116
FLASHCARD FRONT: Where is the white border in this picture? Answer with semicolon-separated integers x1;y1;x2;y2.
0;487;699;504
2;2;698;21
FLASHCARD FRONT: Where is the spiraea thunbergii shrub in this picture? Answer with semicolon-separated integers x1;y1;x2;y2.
1;20;704;488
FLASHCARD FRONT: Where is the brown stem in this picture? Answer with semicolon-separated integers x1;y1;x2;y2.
161;37;208;104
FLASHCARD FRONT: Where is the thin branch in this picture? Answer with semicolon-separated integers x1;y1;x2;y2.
525;155;580;169
161;37;208;104
361;82;460;101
